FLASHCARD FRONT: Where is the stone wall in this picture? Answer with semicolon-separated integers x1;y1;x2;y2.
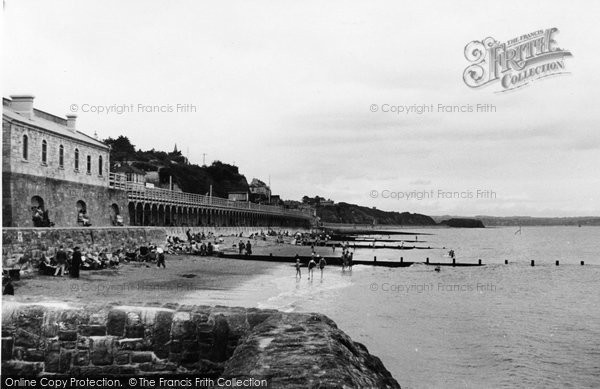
3;172;129;227
2;227;166;272
1;302;400;388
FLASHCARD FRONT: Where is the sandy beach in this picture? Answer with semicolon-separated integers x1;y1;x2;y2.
4;236;337;306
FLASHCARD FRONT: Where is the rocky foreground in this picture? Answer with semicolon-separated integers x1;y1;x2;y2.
1;302;400;388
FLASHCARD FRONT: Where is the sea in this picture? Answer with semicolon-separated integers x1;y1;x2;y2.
185;226;600;388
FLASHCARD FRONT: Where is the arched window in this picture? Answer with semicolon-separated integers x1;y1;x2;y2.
86;155;91;174
98;156;103;176
22;135;28;160
41;140;47;164
74;149;79;171
59;145;64;168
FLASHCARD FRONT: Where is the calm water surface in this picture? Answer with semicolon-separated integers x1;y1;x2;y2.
185;227;600;388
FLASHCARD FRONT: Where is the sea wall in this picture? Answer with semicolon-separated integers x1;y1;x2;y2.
2;172;129;228
1;302;400;388
2;226;308;273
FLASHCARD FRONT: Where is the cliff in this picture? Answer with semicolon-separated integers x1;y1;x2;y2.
317;202;436;226
1;302;400;388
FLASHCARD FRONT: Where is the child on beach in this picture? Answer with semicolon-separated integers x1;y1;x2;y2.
319;256;327;279
295;257;301;278
157;248;166;268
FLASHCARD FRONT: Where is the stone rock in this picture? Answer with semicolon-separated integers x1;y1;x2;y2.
1;361;44;375
152;310;173;359
23;348;45;362
114;351;130;365
131;351;154;363
106;310;127;336
1;303;400;387
221;313;400;389
44;351;60;373
90;337;114;366
79;324;107;337
58;330;78;341
1;337;13;360
73;350;90;366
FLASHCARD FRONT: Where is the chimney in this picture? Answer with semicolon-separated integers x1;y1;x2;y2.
66;114;77;131
9;95;35;119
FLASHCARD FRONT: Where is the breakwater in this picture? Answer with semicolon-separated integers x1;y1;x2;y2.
1;302;400;388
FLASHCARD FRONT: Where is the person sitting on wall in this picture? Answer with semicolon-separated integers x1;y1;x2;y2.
206;242;214;256
32;206;44;227
77;211;92;227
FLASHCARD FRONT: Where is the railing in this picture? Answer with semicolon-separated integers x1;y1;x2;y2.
109;176;312;218
108;172;127;190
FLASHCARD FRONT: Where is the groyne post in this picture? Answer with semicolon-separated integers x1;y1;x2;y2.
452;258;456;266
400;256;403;264
426;257;429;264
478;259;482;265
374;256;377;264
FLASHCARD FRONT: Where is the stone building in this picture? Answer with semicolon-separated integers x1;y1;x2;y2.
2;95;128;227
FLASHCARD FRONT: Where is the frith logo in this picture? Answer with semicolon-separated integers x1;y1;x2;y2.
463;28;572;92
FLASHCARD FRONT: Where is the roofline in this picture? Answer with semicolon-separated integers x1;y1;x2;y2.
2;112;110;150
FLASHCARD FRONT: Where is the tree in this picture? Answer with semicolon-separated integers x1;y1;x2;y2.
104;136;136;166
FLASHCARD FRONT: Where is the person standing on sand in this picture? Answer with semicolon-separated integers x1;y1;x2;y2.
295;257;301;278
245;240;252;255
157;248;166;268
70;247;82;278
54;246;67;276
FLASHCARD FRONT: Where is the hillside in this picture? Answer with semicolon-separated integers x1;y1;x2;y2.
317;202;436;225
433;215;600;226
104;136;249;198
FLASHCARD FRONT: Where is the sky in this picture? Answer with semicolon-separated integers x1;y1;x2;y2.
3;0;599;217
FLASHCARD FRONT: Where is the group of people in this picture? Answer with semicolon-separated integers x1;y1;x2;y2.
238;240;252;255
38;243;171;277
295;252;327;280
40;246;124;277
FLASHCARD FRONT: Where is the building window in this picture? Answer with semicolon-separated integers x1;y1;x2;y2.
98;156;103;176
86;155;91;174
41;140;47;164
74;149;79;171
59;145;64;168
22;135;28;160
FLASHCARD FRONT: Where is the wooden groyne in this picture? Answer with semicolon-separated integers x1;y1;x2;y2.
218;253;484;267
